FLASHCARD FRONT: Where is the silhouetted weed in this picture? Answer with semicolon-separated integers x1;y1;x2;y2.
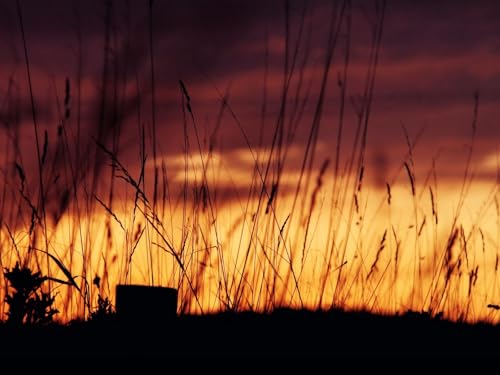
4;262;58;325
89;276;115;322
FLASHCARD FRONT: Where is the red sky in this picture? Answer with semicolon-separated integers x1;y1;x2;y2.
1;0;499;192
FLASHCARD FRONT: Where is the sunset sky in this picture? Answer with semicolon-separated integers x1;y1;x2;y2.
0;0;499;187
1;0;500;321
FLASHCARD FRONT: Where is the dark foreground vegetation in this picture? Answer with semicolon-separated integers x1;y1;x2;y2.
1;308;499;357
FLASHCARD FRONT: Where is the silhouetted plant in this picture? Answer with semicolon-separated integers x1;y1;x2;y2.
4;262;58;325
89;275;115;322
89;295;114;322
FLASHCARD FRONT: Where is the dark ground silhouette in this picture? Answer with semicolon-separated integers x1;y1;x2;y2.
1;308;499;357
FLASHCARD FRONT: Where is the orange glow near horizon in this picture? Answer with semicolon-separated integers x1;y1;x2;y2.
2;147;500;324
